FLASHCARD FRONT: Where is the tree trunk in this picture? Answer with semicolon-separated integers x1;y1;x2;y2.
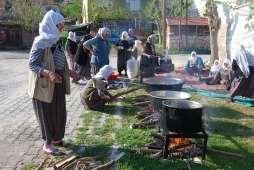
155;20;162;45
207;1;220;65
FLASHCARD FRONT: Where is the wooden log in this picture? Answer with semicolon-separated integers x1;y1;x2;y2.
139;148;162;154
150;151;163;159
91;160;114;170
151;133;165;141
207;148;245;158
54;155;77;169
133;101;151;106
112;87;141;99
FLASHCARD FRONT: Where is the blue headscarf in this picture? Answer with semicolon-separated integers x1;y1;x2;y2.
31;10;64;51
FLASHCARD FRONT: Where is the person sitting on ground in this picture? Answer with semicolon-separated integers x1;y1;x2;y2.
80;65;113;109
184;51;204;77
200;59;221;84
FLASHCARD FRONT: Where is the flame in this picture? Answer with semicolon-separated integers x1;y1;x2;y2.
169;138;189;148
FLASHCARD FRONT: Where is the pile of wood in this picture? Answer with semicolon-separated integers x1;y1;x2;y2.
38;155;119;170
130;96;160;129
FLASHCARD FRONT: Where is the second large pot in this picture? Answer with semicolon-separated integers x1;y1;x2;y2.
161;100;203;134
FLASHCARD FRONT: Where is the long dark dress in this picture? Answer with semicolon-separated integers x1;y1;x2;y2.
116;40;131;75
140;42;158;77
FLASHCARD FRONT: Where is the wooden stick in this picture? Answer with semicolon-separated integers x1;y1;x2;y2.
207;148;245;158
91;160;114;170
150;151;163;159
133;101;151;106
54;155;77;169
112;87;141;99
139;148;161;154
36;156;49;170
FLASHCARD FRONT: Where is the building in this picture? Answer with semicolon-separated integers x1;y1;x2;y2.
166;16;210;51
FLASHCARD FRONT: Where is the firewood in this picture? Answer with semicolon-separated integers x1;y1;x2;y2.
54;155;78;169
151;133;165;141
133;101;151;106
91;160;114;170
207;148;245;158
112;87;141;99
139;148;161;154
36;156;49;170
150;151;163;159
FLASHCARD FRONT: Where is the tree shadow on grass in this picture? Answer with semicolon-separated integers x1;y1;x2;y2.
208;119;254;138
204;105;254;120
207;145;254;170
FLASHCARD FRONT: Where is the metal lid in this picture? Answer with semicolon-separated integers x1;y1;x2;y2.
149;90;191;100
143;77;184;86
162;100;203;109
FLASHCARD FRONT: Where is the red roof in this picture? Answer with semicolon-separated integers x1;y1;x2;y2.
166;17;208;26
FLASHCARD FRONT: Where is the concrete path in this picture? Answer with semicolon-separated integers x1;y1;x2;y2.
0;51;84;169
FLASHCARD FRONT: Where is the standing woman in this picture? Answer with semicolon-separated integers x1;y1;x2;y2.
229;47;254;102
116;31;131;76
28;10;78;155
65;31;78;71
83;27;111;76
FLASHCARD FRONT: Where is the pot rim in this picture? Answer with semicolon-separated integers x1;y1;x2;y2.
149;90;191;100
162;100;203;109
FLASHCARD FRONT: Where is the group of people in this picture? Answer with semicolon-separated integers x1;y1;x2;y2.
27;10;148;155
184;49;254;102
28;10;254;156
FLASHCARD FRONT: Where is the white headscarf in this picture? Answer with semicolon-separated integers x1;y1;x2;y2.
210;59;221;73
120;31;129;40
98;27;111;37
223;58;231;70
232;48;253;78
94;65;113;80
67;31;76;42
31;10;64;51
147;34;156;44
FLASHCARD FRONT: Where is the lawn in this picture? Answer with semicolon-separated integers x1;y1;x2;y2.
74;87;254;170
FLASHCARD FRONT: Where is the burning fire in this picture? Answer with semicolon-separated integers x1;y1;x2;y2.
169;138;189;148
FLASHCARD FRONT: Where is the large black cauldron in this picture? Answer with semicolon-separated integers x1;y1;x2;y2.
143;77;184;92
161;100;203;133
149;90;191;112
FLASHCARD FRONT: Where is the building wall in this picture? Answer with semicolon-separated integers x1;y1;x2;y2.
166;25;210;50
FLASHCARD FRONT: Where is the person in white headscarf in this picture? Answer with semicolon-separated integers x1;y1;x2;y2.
28;10;78;155
184;51;204;77
80;65;114;109
83;27;111;76
229;47;254;102
65;31;77;71
116;31;131;76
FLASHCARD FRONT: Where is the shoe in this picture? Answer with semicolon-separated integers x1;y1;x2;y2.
43;144;64;156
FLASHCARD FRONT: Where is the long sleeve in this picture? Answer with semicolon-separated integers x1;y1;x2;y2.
29;49;45;75
83;37;97;50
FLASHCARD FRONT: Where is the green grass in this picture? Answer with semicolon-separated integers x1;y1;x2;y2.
75;87;254;170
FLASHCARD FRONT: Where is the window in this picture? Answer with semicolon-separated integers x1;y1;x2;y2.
126;0;140;11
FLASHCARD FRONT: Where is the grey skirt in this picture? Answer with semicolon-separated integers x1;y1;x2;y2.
32;71;66;144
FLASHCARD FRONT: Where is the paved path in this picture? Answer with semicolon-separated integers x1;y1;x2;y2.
0;51;84;169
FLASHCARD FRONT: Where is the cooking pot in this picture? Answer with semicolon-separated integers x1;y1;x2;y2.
149;90;191;112
143;77;184;92
161;100;203;133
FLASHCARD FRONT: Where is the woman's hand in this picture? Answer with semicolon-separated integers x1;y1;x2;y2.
69;70;79;81
48;72;62;83
41;69;62;83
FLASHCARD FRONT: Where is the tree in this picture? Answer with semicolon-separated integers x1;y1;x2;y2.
143;0;162;44
60;0;83;22
12;0;43;32
205;0;220;65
